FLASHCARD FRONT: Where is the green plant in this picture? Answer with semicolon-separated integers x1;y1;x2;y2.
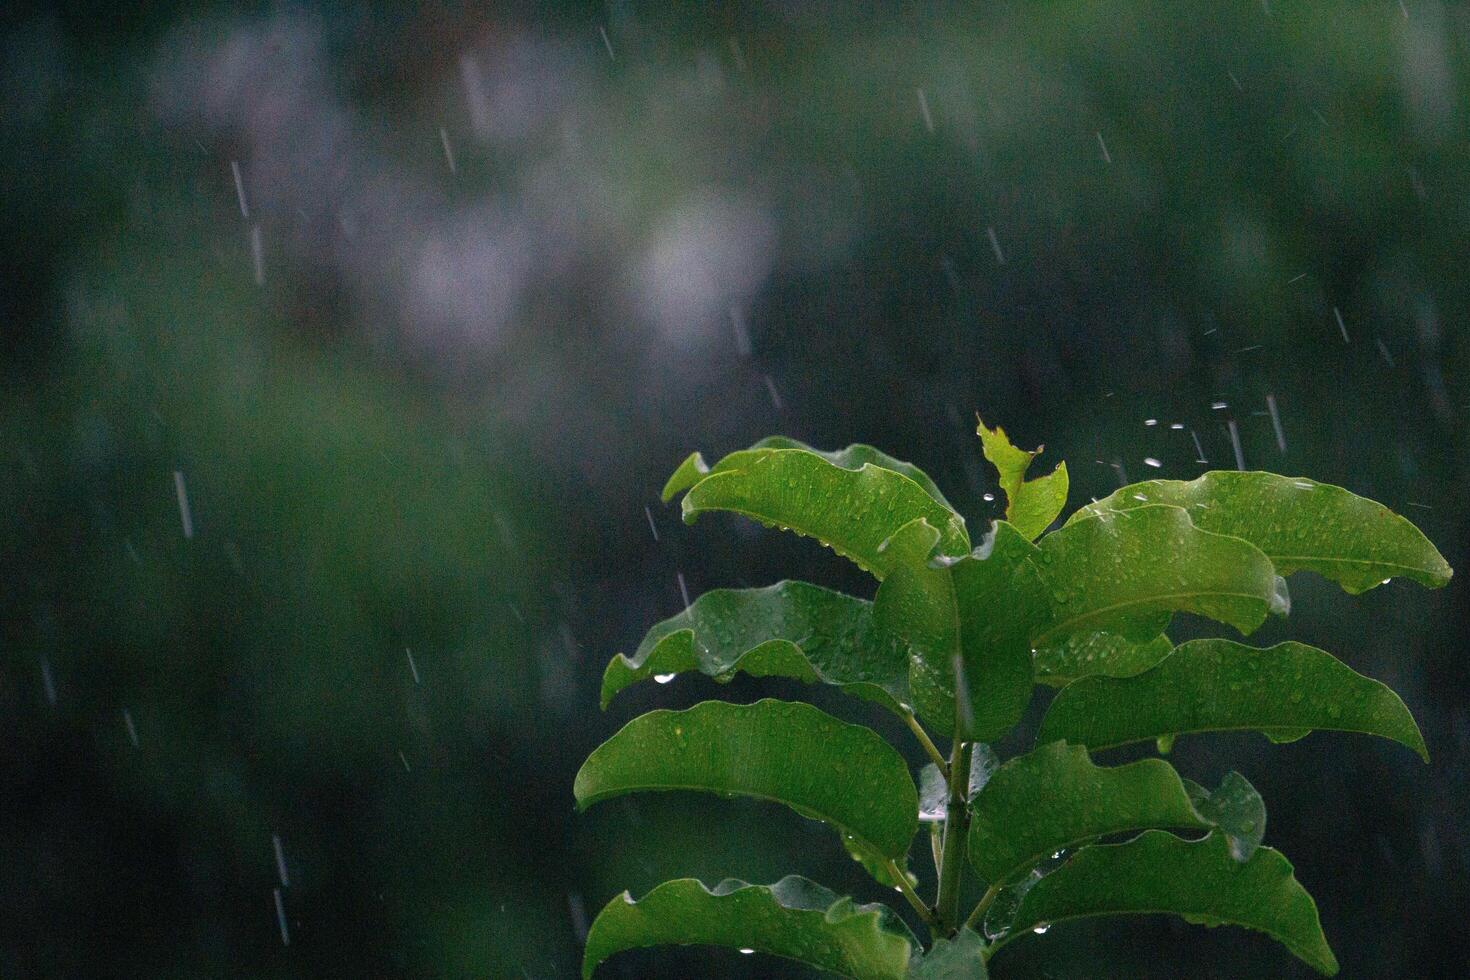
574;422;1451;978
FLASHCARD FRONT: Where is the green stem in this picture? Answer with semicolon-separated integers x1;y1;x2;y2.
963;883;1001;934
934;738;972;932
902;711;949;779
885;859;940;934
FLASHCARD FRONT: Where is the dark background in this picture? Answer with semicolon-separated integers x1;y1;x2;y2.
2;3;1467;977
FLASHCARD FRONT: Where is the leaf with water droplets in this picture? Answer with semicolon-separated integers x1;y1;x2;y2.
671;448;970;578
599;580;909;714
977;417;1069;540
749;436;960;514
993;831;1338;975
575;699;919;858
1037;639;1427;760
582;875;918;980
967;741;1264;886
1032;632;1174;687
876;520;1044;739
1070;471;1451;594
906;927;989;978
1033;505;1278;646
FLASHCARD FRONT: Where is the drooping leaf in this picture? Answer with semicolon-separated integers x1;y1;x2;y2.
1032;632;1174;687
878;520;1045;738
977;418;1069;540
1070;471;1452;594
907;928;989;978
673;448;970;577
967;741;1264;886
1037;639;1428;760
1031;505;1279;647
1185;771;1267;862
574;699;919;858
996;831;1339;975
599;581;908;714
582;876;918;980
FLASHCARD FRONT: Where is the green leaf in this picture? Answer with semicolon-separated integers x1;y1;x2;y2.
574;699;920;858
674;448;970;577
582;876;918;980
1070;471;1452;594
997;831;1339;975
662;451;712;501
598;581;908;714
751;436;960;514
1032;632;1174;687
907;928;989;978
878;520;1044;739
1032;505;1279;647
1037;638;1428;760
967;741;1263;886
977;417;1068;540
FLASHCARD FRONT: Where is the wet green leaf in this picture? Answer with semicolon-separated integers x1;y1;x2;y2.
1071;471;1452;594
1032;505;1279;646
1038;639;1428;760
582;876;918;980
907;927;988;978
750;437;960;514
574;699;919;858
1185;771;1267;862
996;831;1338;975
599;580;908;713
977;417;1068;540
967;741;1263;885
876;520;1044;739
671;447;970;577
1032;632;1174;687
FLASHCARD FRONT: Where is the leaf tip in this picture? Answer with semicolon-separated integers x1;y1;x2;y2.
661;451;710;502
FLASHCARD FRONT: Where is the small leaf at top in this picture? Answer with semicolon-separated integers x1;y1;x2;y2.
582;876;917;980
907;928;989;978
1070;471;1452;594
977;417;1069;539
674;448;970;578
1037;638;1428;760
995;831;1339;975
1032;631;1174;687
575;699;920;858
598;580;908;714
967;741;1264;886
1032;505;1278;646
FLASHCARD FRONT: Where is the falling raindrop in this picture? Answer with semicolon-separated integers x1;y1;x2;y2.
1334;307;1349;343
273;888;290;946
272;833;290;888
173;470;194;539
644;505;660;541
230;160;249;218
439;127;457;176
986;226;1005;265
1144;457;1162;468
677;572;691;608
1266;394;1286;453
1096;131;1112;164
653;673;676;684
916;88;934;132
123;708;139;747
406;648;421;685
1227;420;1245;470
568;892;589;944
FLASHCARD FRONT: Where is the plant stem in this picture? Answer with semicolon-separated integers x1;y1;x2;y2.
963;883;1000;934
885;858;940;934
903;711;949;778
933;738;972;932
